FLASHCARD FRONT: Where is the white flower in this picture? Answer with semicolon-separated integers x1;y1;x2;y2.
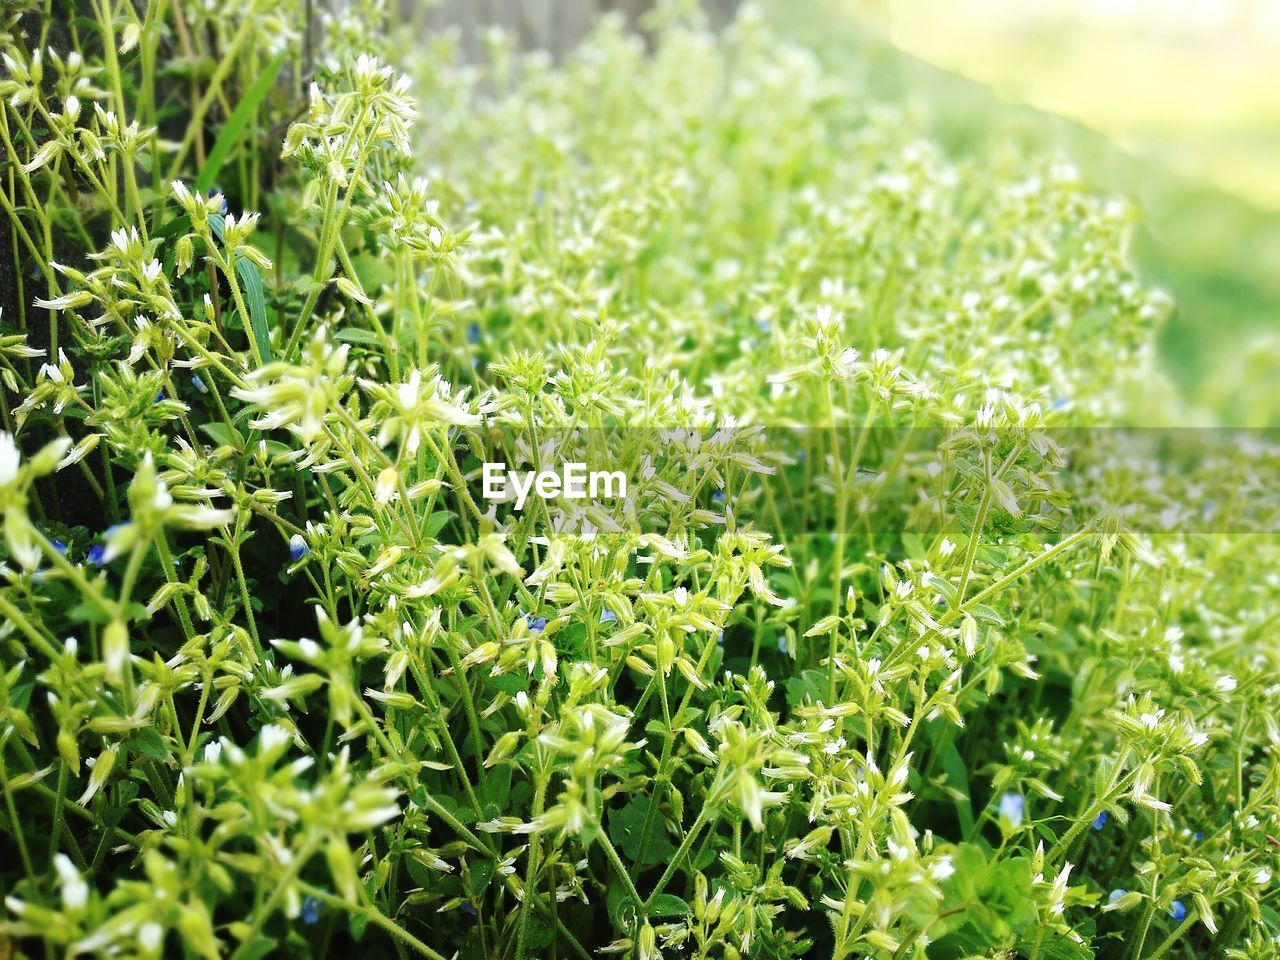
54;854;88;911
33;290;92;311
138;923;163;952
259;724;291;755
0;432;19;486
374;467;399;506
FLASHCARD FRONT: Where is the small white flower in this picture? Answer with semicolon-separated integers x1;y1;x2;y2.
259;724;291;755
0;432;19;486
138;922;163;951
374;467;399;506
54;854;88;910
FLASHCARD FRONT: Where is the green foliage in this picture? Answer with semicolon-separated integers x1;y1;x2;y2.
1;3;1278;960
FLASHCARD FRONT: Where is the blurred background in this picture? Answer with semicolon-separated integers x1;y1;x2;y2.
420;0;1278;422
825;0;1280;424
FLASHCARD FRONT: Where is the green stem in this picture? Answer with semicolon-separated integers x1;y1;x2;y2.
229;838;320;959
1146;915;1196;960
598;828;645;919
644;806;711;909
297;882;447;960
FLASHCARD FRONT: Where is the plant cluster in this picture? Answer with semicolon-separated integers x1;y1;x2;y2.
1;2;1278;959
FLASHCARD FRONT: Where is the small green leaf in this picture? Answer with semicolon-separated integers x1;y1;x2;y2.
128;726;170;761
335;328;384;346
468;859;495;898
647;894;691;918
200;422;244;449
155;213;192;239
425;510;454;538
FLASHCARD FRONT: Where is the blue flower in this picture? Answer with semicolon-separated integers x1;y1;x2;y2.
289;534;309;563
1169;900;1187;922
1092;810;1108;831
460;900;477;917
1108;889;1127;905
191;375;207;394
711;490;726;504
998;792;1025;829
155;391;165;403
599;608;617;624
777;636;789;655
88;523;132;566
1193;831;1204;842
716;631;725;646
524;613;547;632
301;896;320;925
51;539;68;556
467;323;482;345
1050;397;1070;411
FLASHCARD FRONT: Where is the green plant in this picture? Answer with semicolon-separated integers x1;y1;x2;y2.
1;3;1277;959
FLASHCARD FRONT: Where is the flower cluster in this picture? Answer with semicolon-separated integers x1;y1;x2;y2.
1;4;1276;960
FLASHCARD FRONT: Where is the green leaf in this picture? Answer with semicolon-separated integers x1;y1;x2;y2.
235;253;272;365
206;213;272;364
348;910;369;941
480;762;512;813
128;727;170;761
607;796;675;866
524;916;554;951
155;213;192;239
927;926;997;960
200;422;244;449
425;510;454;538
647;894;691;918
607;885;641;930
195;54;284;195
940;743;975;837
335;327;384;345
1016;930;1093;960
468;859;495;899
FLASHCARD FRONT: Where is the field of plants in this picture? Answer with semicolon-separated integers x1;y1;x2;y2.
1;1;1278;958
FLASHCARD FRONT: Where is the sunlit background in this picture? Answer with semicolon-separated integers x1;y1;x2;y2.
777;0;1280;423
868;0;1280;210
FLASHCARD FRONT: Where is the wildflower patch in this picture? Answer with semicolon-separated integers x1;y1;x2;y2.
0;4;1276;960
